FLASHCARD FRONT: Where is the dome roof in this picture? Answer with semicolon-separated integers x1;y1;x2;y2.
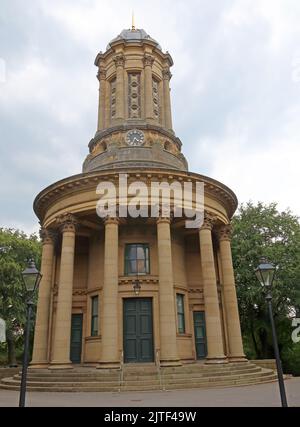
106;28;162;50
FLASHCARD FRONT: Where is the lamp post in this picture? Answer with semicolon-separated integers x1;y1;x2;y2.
255;258;288;407
19;260;42;408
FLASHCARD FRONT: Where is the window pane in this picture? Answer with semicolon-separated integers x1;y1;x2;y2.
92;296;98;316
176;294;185;334
91;317;98;336
136;246;145;260
137;258;146;274
125;244;150;275
91;296;99;336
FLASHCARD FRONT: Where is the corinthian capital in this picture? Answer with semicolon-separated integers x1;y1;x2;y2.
39;228;57;245
216;224;232;242
162;69;172;80
56;213;78;233
113;54;125;68
200;211;217;231
97;67;106;81
143;54;154;67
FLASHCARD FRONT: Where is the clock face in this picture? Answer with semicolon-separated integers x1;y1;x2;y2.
126;129;145;146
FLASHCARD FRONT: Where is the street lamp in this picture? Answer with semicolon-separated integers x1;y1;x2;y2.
19;259;42;408
255;258;288;407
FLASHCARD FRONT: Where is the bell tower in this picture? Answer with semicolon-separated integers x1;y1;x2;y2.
83;26;188;173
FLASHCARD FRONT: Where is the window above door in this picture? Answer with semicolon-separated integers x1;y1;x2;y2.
125;243;150;276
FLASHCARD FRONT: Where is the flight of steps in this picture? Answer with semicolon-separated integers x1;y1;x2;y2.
0;361;278;392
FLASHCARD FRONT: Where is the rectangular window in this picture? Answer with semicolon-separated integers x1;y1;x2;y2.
125;243;150;276
91;296;99;337
176;294;185;334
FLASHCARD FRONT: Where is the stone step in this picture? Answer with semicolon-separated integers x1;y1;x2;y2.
1;373;277;393
161;363;253;373
14;374;120;382
163;371;274;385
0;363;278;393
0;384;121;392
161;367;262;379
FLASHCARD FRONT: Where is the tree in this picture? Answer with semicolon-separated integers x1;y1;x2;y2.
231;202;300;360
0;228;41;366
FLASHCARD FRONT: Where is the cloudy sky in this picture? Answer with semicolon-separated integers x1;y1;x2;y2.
1;0;300;234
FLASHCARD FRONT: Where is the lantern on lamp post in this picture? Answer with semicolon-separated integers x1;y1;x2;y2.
19;260;42;407
255;258;288;407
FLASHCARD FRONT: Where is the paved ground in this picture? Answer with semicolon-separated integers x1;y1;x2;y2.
0;378;299;407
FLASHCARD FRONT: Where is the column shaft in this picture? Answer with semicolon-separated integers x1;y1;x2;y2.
218;225;246;361
31;229;55;367
114;55;125;122
98;218;119;368
97;68;106;130
144;55;154;121
50;217;76;369
199;217;227;363
157;218;181;366
163;69;173;131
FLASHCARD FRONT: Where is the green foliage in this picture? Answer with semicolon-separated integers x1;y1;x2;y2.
0;228;41;365
232;202;300;372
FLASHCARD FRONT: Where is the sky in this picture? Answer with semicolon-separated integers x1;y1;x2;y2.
0;0;300;235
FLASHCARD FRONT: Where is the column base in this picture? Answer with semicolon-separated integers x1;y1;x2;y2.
228;355;248;363
160;359;182;367
48;361;73;370
97;361;120;369
205;356;229;365
29;362;49;369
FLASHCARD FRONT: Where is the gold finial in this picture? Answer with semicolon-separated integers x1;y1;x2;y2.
132;11;136;31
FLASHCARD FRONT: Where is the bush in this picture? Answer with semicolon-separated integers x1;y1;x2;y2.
281;342;300;376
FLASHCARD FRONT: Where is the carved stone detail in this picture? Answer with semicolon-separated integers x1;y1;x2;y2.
216;224;232;242
128;73;141;119
56;213;78;233
39;228;57;245
97;67;106;81
104;216;120;226
113;54;125;68
143;54;154;67
152;78;160;120
200;211;217;231
162;69;172;80
110;77;116;120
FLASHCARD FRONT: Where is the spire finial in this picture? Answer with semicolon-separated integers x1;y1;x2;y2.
132;11;136;31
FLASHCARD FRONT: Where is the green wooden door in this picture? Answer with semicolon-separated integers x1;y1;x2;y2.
123;298;154;363
193;311;207;359
70;314;83;364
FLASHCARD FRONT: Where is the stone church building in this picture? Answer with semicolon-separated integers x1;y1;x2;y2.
31;26;246;370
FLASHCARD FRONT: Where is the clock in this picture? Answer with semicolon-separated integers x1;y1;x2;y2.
125;129;145;146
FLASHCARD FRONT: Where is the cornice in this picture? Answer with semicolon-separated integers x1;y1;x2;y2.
33;168;238;224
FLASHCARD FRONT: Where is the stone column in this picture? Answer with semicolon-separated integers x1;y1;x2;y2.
97;67;106;131
157;217;181;366
199;213;227;363
217;224;246;362
97;217;120;369
144;54;155;122
114;54;125;122
50;214;77;369
30;228;56;368
162;69;173;131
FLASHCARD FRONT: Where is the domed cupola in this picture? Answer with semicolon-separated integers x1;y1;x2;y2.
82;24;188;173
